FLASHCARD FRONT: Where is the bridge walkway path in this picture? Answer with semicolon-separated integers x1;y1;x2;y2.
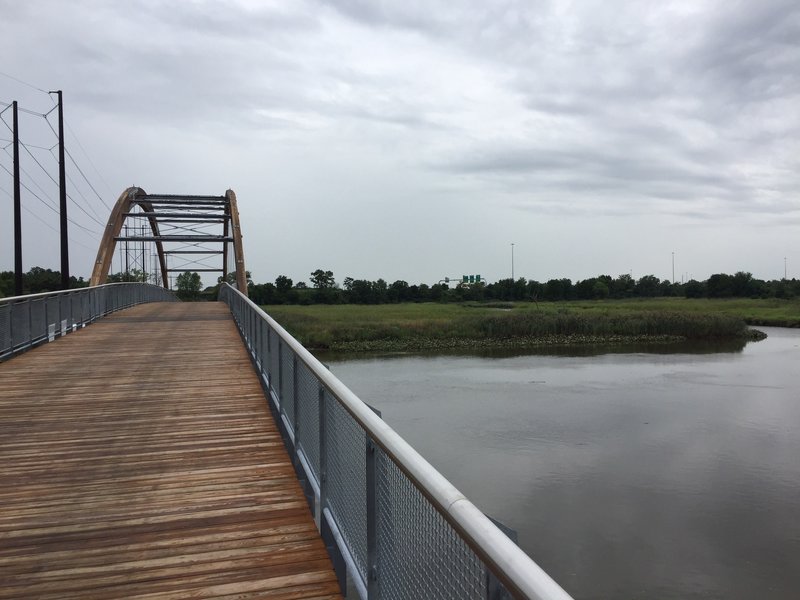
0;302;342;600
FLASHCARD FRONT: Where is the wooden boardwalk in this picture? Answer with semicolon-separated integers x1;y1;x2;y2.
0;302;342;600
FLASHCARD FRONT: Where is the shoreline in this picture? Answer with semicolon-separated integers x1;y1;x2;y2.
318;329;766;353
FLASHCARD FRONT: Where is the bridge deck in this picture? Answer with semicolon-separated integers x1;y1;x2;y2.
0;302;342;600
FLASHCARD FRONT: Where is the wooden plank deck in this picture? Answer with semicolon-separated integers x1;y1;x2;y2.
0;302;342;600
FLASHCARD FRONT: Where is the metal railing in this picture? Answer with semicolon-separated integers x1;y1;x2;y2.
219;283;573;600
0;283;177;361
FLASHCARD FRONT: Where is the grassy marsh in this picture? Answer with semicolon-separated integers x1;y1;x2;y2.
262;298;794;352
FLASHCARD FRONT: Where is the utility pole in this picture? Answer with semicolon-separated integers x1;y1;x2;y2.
672;252;675;284
785;257;788;280
51;90;70;290
511;243;515;281
12;101;22;296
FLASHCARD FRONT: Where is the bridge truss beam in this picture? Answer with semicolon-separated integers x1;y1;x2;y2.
90;187;248;296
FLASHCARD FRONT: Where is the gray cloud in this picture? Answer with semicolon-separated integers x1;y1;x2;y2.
0;0;797;284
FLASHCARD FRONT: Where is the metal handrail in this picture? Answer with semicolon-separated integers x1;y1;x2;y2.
0;281;165;304
1;282;177;361
220;283;572;600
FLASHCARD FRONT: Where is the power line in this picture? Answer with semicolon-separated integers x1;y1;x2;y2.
65;147;112;211
0;99;46;117
44;145;106;223
43;109;113;216
0;162;100;235
0;71;49;94
11;114;108;228
17;140;59;187
65;121;114;196
14;140;105;228
0;183;95;252
2;146;60;211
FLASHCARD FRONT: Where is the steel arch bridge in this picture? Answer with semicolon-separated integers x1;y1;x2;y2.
89;187;248;296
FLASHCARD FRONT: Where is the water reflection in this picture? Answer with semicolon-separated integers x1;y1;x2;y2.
325;328;800;600
316;337;750;363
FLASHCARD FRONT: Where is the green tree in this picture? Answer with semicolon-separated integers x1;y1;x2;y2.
592;280;610;299
310;269;336;289
635;275;661;297
108;269;147;283
274;275;296;303
707;273;734;297
275;275;293;293
684;279;705;298
176;271;202;300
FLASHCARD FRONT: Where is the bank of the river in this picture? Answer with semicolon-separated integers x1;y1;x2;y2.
325;327;800;599
262;298;783;352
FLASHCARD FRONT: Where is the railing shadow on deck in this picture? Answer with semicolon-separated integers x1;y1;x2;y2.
219;283;574;600
0;283;176;362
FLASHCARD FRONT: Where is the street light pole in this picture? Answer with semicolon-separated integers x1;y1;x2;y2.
672;252;675;284
511;243;515;281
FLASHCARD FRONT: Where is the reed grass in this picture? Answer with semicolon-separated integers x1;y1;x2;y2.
262;298;784;351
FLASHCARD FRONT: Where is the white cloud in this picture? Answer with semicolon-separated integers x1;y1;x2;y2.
1;0;798;286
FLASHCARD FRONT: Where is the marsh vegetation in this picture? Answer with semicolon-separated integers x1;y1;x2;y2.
262;298;789;352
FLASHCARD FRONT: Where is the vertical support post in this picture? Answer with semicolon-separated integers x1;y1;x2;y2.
366;437;380;599
25;298;31;347
318;384;327;524
266;323;272;386
278;339;284;415
12;101;22;296
53;90;70;290
292;353;299;460
255;309;261;369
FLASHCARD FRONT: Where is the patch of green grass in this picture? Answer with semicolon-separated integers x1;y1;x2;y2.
262;297;797;351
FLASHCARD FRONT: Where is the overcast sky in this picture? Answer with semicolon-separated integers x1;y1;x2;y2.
1;0;798;288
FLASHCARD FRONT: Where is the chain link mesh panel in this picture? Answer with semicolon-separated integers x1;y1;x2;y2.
81;292;91;323
295;359;320;479
2;284;175;359
61;295;70;330
46;296;60;334
269;329;280;394
377;450;488;600
0;303;10;354
326;395;368;581
215;285;568;600
68;294;79;328
30;299;46;343
280;342;295;431
11;302;29;348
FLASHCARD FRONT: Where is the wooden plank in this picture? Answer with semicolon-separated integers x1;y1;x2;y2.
0;302;341;600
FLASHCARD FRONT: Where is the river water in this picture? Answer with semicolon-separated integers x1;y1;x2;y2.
321;327;800;600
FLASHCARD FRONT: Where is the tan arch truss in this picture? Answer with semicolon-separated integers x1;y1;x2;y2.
90;187;248;296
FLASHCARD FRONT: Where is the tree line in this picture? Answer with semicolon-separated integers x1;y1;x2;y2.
3;267;799;303
0;267;88;297
247;269;800;305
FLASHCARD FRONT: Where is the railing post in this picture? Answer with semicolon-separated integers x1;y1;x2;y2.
318;384;327;524
266;323;272;387
366;437;380;599
292;353;299;461
27;297;32;347
278;339;284;414
255;308;261;370
8;301;14;352
260;319;266;379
